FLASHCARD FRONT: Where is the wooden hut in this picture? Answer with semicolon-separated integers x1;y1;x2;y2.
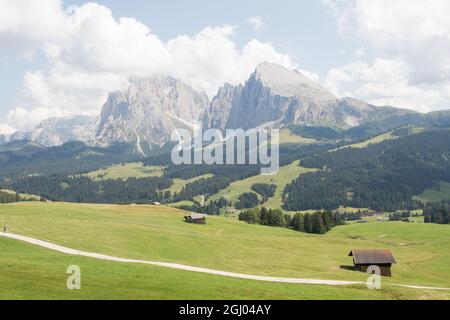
184;213;206;225
348;249;397;277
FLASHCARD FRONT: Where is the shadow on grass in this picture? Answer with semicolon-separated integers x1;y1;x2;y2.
339;265;356;272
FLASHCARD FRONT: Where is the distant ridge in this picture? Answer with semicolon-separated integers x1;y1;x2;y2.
5;62;450;149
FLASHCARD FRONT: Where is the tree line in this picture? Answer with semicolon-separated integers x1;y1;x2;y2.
0;191;45;203
235;192;260;209
251;183;276;202
0;141;140;180
177;197;230;215
238;207;348;234
4;175;172;204
0;191;22;203
388;211;422;222
234;183;277;209
424;202;450;224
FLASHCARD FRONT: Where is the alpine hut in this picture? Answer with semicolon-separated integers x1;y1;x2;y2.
348;249;397;277
184;213;207;225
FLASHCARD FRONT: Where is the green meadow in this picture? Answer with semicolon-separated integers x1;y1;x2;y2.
166;174;214;194
414;181;450;203
209;160;317;209
84;162;163;180
344;131;396;149
4;237;445;300
278;129;319;145
1;202;449;299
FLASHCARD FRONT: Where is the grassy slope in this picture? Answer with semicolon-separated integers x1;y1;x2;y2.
85;162;163;180
278;129;319;145
346;132;396;149
329;131;397;153
206;128;418;209
166;174;214;194
168;200;196;208
335;126;428;151
414;181;450;203
334;206;374;214
1;202;449;295
209;161;317;209
4;237;444;300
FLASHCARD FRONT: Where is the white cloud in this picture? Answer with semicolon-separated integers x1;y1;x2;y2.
354;47;365;58
0;0;66;45
325;59;446;112
246;16;263;31
6;106;65;131
323;0;450;112
0;123;16;135
0;2;296;129
165;26;295;96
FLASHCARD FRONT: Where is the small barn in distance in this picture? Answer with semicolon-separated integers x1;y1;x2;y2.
184;213;206;225
349;249;397;277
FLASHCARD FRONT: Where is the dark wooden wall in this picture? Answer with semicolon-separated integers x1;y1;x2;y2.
355;264;392;277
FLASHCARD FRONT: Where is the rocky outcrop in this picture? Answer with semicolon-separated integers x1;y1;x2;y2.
95;76;209;147
202;62;418;131
10;116;98;147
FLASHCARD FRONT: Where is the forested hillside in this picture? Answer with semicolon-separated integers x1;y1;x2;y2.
5;126;450;212
6;175;172;204
284;129;450;211
0;141;141;180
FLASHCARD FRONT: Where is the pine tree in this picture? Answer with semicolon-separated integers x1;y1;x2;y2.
285;214;292;228
292;214;299;230
260;207;269;225
312;213;326;234
304;214;313;233
297;214;305;232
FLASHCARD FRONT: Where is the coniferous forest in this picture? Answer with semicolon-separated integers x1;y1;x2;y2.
0;191;21;203
5;175;172;204
238;207;347;234
424;202;450;224
284;130;450;212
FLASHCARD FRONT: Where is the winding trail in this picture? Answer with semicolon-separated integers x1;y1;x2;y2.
1;232;449;290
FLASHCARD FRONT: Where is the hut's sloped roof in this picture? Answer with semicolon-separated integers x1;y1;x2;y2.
186;213;206;220
349;249;397;264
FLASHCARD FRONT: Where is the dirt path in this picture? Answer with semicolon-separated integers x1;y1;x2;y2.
2;232;449;290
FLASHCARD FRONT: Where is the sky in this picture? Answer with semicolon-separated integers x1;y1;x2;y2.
1;0;450;133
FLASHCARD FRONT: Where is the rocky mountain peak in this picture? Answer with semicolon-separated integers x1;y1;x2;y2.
253;62;336;101
5;64;419;150
10;116;98;147
96;75;210;150
202;62;416;132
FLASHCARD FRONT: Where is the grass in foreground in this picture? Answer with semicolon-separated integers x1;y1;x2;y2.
1;237;448;300
1;202;449;294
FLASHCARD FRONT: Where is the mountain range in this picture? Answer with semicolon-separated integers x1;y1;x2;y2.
202;63;417;131
3;62;450;151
